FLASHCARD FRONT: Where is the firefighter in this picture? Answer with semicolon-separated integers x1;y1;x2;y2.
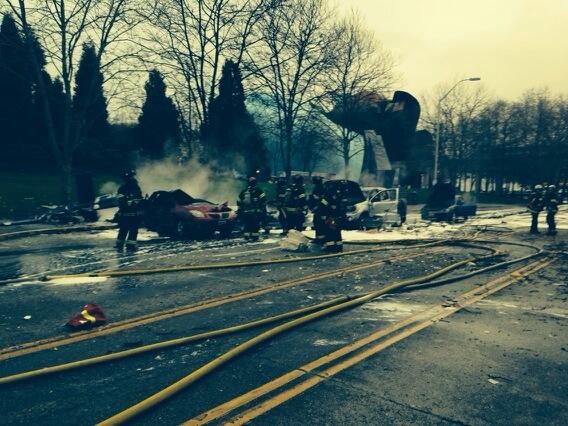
397;197;407;225
237;176;266;241
116;170;143;250
527;184;545;234
544;185;559;236
275;177;289;235
285;175;308;231
309;176;326;244
320;186;345;252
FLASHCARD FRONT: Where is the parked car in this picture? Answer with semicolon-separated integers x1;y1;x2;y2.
144;189;237;238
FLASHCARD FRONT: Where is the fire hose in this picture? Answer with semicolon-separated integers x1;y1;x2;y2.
0;238;547;425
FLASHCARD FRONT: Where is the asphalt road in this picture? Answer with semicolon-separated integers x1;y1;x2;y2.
0;222;566;425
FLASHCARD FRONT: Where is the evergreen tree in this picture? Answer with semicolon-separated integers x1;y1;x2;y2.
73;42;110;140
45;77;66;143
0;14;33;162
72;43;112;167
204;60;266;175
28;35;60;165
136;69;180;159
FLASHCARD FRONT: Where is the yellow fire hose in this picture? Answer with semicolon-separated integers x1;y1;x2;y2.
45;240;448;280
0;296;350;386
97;250;500;426
0;249;440;361
0;242;497;389
0;239;520;426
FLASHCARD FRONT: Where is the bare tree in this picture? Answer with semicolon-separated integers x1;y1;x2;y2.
294;108;334;175
5;0;141;203
322;11;396;178
138;0;272;152
421;82;489;189
245;0;338;177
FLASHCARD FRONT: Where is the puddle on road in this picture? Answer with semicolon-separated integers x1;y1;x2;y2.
4;275;110;288
45;276;110;286
94;229;159;241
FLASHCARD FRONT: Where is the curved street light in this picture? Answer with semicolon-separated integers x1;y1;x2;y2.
433;77;481;184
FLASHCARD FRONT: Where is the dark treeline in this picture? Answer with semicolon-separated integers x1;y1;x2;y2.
0;13;183;175
1;0;400;205
436;90;568;193
0;0;404;206
3;0;566;207
0;14;131;172
0;6;270;203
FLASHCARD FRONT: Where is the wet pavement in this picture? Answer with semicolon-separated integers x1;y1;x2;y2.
0;219;566;425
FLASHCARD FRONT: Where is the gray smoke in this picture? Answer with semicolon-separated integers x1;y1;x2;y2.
135;157;243;204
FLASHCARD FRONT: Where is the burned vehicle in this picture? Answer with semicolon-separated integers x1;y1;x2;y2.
421;182;477;222
421;200;477;222
322;180;406;229
144;189;237;238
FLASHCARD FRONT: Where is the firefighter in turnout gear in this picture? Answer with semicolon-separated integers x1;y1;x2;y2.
116;170;143;250
309;176;326;244
285;175;308;231
544;185;559;236
238;177;266;241
527;184;545;234
320;187;345;252
275;177;289;234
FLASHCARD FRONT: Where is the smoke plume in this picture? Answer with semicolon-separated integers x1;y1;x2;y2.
135;157;243;204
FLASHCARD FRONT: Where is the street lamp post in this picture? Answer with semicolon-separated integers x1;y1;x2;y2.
433;77;481;185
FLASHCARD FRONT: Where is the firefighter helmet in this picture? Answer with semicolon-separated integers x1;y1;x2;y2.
66;303;106;330
534;184;543;191
248;176;257;186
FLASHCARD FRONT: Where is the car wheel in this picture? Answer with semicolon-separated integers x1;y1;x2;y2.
219;225;233;239
359;213;370;230
174;219;189;239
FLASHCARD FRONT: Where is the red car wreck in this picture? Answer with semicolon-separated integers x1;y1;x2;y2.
144;189;237;238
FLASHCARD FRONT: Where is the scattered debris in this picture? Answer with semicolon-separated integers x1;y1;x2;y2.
279;230;310;252
313;339;348;346
137;367;155;372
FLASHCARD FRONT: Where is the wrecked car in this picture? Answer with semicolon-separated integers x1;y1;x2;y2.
323;180;406;229
421;183;477;222
362;187;407;226
420;200;477;222
144;189;237;238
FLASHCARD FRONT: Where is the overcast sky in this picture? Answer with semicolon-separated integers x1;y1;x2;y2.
340;0;568;100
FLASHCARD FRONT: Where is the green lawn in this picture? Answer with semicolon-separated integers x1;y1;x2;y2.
0;171;118;220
